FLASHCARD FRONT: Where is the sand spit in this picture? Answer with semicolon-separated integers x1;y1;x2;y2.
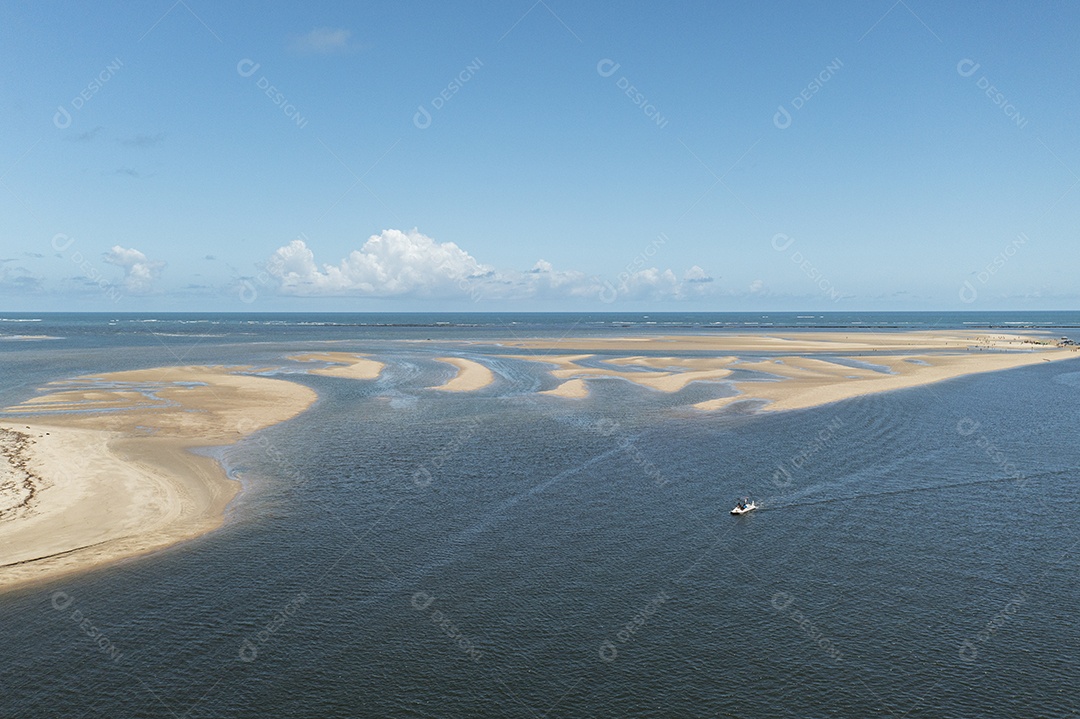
0;365;317;592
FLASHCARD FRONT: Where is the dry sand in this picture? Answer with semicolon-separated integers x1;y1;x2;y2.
504;332;1078;411
693;349;1078;412
539;379;590;398
503;330;1055;354
0;365;317;592
430;358;495;392
511;354;735;394
289;352;385;380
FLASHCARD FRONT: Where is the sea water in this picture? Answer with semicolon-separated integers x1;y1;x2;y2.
0;313;1078;718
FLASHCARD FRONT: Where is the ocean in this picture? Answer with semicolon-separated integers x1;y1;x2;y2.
1;312;1078;718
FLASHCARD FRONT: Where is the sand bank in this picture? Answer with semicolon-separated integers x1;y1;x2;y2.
502;331;1056;354
539;379;590;398
0;365;317;592
510;354;735;394
430;358;495;392
693;349;1078;412
289;352;385;380
503;332;1078;411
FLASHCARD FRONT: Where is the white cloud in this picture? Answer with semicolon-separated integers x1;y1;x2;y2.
684;266;713;283
267;229;494;297
291;27;355;54
614;265;717;301
748;279;765;294
263;229;716;304
616;267;678;298
104;245;165;294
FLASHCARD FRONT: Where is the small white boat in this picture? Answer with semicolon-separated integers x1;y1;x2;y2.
730;500;757;515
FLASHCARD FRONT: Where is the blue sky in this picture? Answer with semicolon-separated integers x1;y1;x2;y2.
1;1;1077;311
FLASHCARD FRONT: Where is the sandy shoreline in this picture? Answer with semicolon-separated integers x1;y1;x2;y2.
0;365;316;592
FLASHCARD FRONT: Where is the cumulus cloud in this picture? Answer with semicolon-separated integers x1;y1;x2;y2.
267;229;494;297
612;265;718;301
263;229;716;304
103;245;165;294
291;27;355;54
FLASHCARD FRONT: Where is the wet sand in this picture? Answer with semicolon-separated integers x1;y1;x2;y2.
0;365;317;592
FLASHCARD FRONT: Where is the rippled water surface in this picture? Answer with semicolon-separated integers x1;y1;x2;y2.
1;314;1078;718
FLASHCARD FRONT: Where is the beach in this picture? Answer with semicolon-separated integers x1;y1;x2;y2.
0;365;316;591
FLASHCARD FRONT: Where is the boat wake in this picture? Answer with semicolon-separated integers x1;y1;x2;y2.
760;468;1070;511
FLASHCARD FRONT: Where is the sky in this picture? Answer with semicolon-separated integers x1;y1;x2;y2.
1;1;1078;312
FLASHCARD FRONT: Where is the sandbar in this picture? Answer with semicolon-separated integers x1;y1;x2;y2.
502;330;1057;354
430;358;495;392
0;365;317;592
693;349;1078;412
289;352;384;380
539;379;590;398
502;332;1078;411
509;354;735;394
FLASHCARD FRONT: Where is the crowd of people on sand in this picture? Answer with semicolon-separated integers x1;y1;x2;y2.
0;427;41;520
963;334;1079;351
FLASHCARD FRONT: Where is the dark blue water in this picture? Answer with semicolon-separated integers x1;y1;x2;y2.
1;313;1078;718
